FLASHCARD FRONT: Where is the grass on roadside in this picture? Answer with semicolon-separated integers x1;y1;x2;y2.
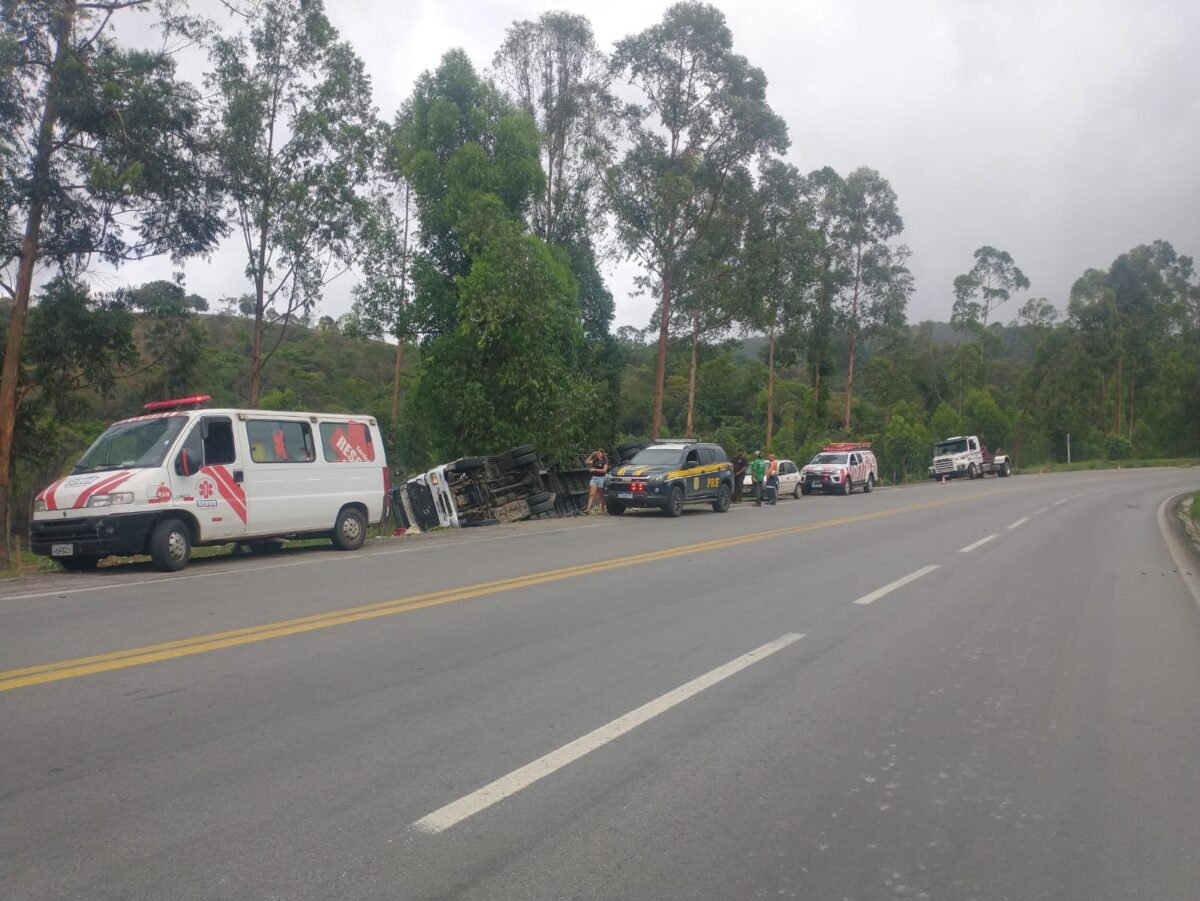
1;521;405;580
1025;458;1200;474
1189;493;1200;525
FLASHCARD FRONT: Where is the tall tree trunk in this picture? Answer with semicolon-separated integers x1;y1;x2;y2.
248;275;266;406
390;184;412;427
0;1;74;569
651;265;672;440
1127;373;1134;438
767;320;777;450
843;326;858;431
686;310;700;437
811;261;827;419
1114;356;1123;435
843;250;862;432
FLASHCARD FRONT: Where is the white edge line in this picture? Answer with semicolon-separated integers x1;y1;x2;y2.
0;521;610;603
1156;495;1200;608
410;632;807;834
1032;507;1050;516
853;565;940;606
959;534;997;553
1051;499;1069;507
1006;517;1030;530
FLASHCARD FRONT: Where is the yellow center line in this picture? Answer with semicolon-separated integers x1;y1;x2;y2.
0;485;1034;693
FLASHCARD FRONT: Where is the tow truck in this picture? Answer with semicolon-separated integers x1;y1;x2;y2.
928;435;1011;480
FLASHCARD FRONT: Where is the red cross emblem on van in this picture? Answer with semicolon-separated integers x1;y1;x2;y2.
198;480;215;499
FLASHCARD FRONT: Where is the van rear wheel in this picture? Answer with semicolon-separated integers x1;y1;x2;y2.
332;507;366;551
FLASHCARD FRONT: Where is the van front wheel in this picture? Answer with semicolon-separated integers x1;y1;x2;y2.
150;518;192;572
332;507;367;551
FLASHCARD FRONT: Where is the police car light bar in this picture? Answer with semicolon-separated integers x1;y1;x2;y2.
143;395;212;412
822;441;872;451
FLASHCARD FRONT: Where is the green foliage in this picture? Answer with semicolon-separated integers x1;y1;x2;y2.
876;401;932;483
205;0;378;403
413;224;600;462
961;388;1011;449
929;402;962;441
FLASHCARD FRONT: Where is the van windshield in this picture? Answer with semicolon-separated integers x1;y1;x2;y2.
72;416;188;474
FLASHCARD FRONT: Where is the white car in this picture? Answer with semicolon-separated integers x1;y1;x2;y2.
742;459;803;499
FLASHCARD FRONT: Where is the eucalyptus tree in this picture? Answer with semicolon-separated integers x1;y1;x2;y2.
742;159;819;449
834;167;911;431
493;11;614;247
606;1;788;438
206;0;378;406
0;0;223;565
799;166;849;422
951;246;1031;332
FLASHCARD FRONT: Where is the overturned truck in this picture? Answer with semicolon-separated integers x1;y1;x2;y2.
399;445;596;530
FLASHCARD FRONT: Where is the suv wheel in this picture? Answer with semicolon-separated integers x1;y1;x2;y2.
863;475;874;493
842;477;853;496
665;485;685;517
711;483;731;513
605;500;626;516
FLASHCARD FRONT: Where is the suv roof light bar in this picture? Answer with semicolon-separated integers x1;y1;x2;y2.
651;437;699;444
822;441;872;451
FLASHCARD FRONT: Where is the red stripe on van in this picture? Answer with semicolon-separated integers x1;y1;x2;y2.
74;472;133;509
203;465;247;524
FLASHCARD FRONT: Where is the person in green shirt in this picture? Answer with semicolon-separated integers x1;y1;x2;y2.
749;451;768;507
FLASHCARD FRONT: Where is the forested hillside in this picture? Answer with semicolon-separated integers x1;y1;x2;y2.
2;1;1198;561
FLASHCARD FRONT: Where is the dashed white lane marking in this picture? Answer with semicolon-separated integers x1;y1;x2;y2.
1007;517;1030;530
959;535;998;553
1052;499;1069;507
1032;506;1050;516
411;632;806;834
853;565;941;606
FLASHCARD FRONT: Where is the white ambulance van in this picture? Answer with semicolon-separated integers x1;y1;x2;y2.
29;396;389;572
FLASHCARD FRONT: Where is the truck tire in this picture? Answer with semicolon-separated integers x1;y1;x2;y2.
512;452;538;468
712;483;731;513
863;475;874;493
605;500;626;515
506;445;536;458
968;463;978;480
528;492;556;515
665;485;685;517
449;457;486;474
150;518;192;571
999;461;1011;478
332;507;366;551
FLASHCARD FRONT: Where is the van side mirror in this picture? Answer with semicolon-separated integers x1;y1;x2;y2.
176;449;193;477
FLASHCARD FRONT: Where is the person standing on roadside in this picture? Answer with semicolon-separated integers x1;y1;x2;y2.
583;448;609;514
732;448;748;503
749;450;767;507
766;453;780;505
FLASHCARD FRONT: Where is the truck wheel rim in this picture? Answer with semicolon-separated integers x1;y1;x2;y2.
343;517;362;542
168;531;187;561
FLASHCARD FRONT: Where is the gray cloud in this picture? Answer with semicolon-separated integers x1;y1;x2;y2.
112;0;1200;329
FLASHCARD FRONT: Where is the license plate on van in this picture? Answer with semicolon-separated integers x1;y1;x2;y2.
51;543;73;557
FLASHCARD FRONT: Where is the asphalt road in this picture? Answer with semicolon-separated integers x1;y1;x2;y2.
2;469;1199;901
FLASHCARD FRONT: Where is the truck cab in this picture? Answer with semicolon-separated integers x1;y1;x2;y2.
929;435;1011;480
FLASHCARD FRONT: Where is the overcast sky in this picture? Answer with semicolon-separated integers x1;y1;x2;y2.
116;0;1200;330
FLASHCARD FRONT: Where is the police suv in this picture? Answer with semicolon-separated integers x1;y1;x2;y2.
604;440;734;517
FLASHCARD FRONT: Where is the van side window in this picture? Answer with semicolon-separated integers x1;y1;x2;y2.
319;421;376;462
246;420;314;463
203;417;236;465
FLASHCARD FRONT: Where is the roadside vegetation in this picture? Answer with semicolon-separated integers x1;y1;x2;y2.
3;1;1199;569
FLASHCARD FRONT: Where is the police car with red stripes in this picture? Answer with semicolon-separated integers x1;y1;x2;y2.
29;396;388;572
